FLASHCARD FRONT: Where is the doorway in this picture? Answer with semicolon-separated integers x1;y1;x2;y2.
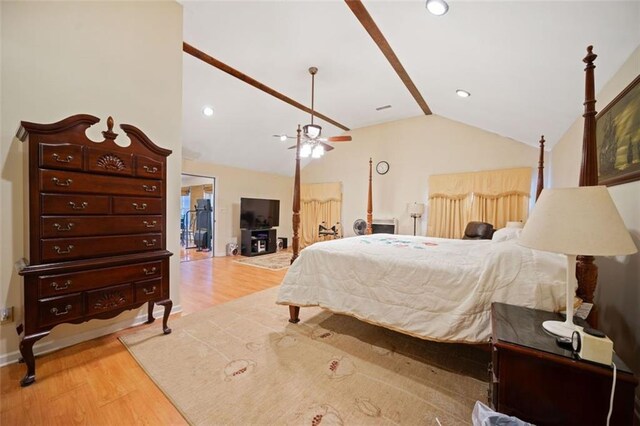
180;174;216;262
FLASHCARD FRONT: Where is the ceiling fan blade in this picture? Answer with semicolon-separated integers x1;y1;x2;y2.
287;142;333;152
326;135;352;142
319;142;334;151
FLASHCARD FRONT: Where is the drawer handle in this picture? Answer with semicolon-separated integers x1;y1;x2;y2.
68;201;88;210
53;245;74;254
142;239;156;248
53;222;74;232
143;267;157;275
50;280;71;291
143;286;157;295
143;165;158;174
52;177;73;187
132;202;147;211
142;185;157;192
53;153;74;163
50;304;72;316
143;220;157;228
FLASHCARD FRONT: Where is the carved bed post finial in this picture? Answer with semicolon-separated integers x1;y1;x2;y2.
102;116;118;141
536;135;545;201
291;125;302;264
577;45;599;327
579;46;598;187
366;158;373;235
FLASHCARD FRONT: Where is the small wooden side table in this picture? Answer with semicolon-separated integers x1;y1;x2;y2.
490;302;638;425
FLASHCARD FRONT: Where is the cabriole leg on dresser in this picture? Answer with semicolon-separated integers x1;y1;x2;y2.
156;299;172;334
147;301;156;324
19;332;48;387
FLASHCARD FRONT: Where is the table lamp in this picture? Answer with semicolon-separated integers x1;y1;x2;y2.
408;202;425;236
518;186;637;337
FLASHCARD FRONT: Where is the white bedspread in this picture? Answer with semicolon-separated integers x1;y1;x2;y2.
276;234;569;343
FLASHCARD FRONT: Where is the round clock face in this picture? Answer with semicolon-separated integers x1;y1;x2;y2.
376;161;389;175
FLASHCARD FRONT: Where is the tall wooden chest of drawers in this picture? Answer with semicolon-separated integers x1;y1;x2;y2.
16;114;173;387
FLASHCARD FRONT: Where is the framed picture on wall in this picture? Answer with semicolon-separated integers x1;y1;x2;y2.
596;74;640;186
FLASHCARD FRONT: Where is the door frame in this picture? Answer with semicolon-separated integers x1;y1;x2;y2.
180;173;217;259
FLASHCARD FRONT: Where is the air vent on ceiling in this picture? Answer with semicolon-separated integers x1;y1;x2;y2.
375;105;392;111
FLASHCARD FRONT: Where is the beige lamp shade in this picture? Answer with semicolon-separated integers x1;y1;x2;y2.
408;202;425;217
519;186;637;256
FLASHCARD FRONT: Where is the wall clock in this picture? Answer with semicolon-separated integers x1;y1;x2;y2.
376;161;389;175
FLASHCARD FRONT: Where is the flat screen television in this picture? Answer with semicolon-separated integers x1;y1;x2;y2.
240;197;280;229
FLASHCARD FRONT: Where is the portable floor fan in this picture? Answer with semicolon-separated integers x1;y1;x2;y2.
274;67;351;158
353;219;367;236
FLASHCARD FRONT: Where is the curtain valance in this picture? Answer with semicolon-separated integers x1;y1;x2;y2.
301;182;342;202
428;167;532;198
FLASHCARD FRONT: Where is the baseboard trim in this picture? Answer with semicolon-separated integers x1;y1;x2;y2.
0;304;182;367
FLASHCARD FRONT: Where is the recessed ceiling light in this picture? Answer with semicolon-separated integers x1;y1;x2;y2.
376;105;392;111
426;0;449;16
456;89;471;98
202;106;214;117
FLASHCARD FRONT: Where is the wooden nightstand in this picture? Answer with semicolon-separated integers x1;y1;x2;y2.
490;303;638;425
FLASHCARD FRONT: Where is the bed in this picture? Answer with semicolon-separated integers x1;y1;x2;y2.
277;46;601;342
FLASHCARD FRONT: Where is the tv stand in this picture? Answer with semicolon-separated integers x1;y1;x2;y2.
241;228;277;257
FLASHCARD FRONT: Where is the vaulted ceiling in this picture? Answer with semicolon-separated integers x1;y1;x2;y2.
181;1;640;175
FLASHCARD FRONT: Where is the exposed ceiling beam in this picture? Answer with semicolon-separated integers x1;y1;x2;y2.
345;0;432;115
183;42;350;131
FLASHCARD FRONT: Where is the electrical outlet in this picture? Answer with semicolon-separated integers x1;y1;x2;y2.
0;307;14;324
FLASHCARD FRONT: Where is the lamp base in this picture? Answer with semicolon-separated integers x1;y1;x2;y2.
542;320;576;338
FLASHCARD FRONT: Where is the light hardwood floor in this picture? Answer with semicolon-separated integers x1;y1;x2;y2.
0;255;288;425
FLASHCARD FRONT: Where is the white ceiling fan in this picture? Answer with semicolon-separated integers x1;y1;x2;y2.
274;67;351;158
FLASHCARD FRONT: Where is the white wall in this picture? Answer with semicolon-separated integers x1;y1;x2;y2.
182;159;293;255
0;1;183;362
302;114;542;236
551;46;640;385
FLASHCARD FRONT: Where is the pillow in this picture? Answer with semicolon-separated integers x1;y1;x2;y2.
492;227;522;242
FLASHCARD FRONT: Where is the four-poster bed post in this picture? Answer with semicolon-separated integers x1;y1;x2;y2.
536;135;545;201
291;125;302;265
289;125;301;323
366;158;373;235
576;45;599;327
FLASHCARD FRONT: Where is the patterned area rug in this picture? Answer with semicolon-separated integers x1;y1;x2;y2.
120;287;489;425
233;251;292;270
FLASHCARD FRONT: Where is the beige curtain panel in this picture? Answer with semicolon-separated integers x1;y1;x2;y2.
470;192;529;230
428;168;531;238
300;182;342;248
428;195;470;239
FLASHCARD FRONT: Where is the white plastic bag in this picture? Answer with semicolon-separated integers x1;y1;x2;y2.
471;401;534;426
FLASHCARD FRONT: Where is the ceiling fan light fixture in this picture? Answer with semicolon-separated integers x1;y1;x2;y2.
456;89;471;98
300;143;312;158
279;135;288;142
312;145;324;158
303;124;322;139
426;0;449;16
